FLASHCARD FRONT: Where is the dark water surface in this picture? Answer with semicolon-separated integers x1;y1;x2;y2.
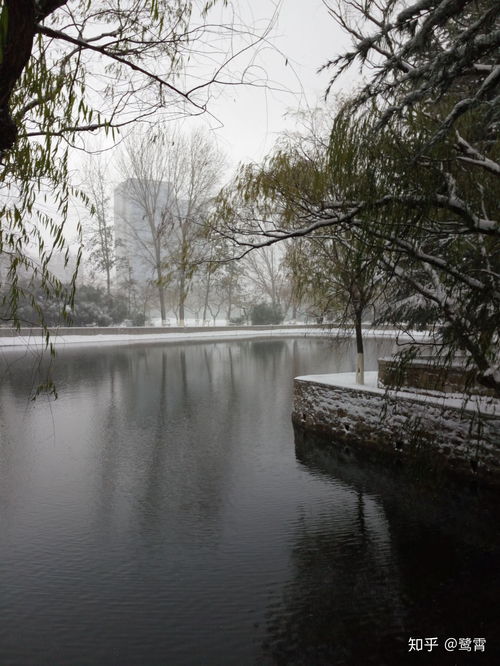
0;337;498;665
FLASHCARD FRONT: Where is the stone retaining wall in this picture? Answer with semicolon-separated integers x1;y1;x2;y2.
378;357;492;395
292;378;500;488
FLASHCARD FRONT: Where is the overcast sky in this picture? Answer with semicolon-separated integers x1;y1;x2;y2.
68;0;359;243
80;0;358;173
193;0;357;167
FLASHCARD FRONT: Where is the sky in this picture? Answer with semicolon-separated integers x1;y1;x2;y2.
67;0;360;246
198;0;357;167
81;0;359;174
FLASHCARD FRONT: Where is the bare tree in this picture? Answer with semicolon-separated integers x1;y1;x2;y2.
0;0;279;338
116;134;173;324
116;128;225;325
161;129;225;325
242;245;292;314
81;158;115;295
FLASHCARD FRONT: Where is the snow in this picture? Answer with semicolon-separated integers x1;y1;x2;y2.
0;326;429;350
294;372;500;482
0;328;314;349
299;371;379;389
484;366;500;384
296;372;500;417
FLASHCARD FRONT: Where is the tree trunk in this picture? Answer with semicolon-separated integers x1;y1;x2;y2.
154;244;167;325
202;271;211;325
0;1;36;155
106;268;111;296
226;278;233;323
158;283;166;326
178;268;186;327
355;311;364;385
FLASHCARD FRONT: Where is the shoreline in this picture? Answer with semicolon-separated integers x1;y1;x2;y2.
0;325;428;350
293;372;500;488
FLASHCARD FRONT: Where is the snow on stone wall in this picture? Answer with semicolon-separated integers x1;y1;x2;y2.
292;376;500;487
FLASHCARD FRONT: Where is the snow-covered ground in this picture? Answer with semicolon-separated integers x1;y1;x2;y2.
296;371;500;417
0;327;429;350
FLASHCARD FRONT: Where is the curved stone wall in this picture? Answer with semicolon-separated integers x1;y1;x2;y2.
293;376;500;488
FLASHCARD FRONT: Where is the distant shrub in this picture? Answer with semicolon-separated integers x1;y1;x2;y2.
131;312;146;326
250;302;283;325
0;281;145;327
229;314;246;325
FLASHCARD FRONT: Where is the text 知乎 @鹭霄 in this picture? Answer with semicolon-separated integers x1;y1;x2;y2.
408;637;486;652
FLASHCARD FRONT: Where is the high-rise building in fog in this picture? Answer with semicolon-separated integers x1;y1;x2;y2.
114;178;173;289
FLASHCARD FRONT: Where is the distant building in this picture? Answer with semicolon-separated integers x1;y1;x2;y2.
48;249;82;284
113;178;173;289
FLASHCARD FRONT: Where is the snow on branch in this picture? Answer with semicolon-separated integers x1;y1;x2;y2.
455;133;500;176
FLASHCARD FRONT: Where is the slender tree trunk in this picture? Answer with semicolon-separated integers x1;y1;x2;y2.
226;278;233;323
158;284;166;325
178;267;186;326
156;265;166;325
126;265;133;316
154;243;166;325
355;310;364;385
271;277;278;311
202;271;211;324
103;227;112;296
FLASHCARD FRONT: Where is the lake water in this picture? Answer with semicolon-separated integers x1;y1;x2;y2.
0;337;498;665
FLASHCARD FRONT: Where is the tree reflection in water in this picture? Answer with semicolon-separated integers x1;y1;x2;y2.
1;337;495;665
261;427;500;665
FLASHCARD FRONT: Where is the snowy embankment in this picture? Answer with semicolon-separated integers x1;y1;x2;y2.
298;371;499;416
293;372;500;487
0;326;428;350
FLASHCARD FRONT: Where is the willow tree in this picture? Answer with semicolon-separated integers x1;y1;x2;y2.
0;0;267;334
321;0;500;393
214;106;387;383
215;0;500;395
287;234;384;384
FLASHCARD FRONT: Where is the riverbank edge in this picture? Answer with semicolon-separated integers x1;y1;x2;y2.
0;325;427;349
292;373;500;488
